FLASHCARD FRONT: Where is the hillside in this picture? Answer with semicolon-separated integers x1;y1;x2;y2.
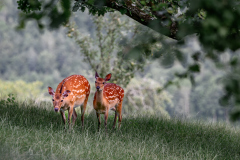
0;98;239;159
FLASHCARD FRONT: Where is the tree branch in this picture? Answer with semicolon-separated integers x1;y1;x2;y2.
104;0;179;40
74;0;179;40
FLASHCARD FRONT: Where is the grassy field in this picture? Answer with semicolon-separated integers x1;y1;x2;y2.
0;98;240;160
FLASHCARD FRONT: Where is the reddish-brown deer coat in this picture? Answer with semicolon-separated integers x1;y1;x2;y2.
48;75;90;128
93;72;124;131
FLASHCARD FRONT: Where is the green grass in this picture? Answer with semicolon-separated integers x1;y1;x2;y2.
0;99;240;160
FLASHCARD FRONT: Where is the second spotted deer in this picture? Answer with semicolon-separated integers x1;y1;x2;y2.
93;72;124;132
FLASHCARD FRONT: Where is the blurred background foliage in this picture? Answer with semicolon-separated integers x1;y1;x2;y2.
124;77;173;117
0;80;43;101
0;0;240;122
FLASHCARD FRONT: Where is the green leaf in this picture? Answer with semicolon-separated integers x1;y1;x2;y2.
119;8;127;15
188;64;200;72
219;95;230;107
230;57;238;66
230;108;240;121
72;2;80;12
81;6;85;12
175;72;188;79
176;50;187;67
192;52;201;61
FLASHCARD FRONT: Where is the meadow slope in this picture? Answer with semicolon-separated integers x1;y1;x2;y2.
0;99;240;160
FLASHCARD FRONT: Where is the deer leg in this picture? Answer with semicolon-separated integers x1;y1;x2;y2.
113;111;117;129
117;102;123;129
68;106;74;129
118;113;122;129
60;110;66;129
81;97;88;128
104;109;109;133
72;108;77;126
80;105;85;128
96;112;101;131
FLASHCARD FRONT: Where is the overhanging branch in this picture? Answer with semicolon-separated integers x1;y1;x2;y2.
74;0;179;40
105;1;179;40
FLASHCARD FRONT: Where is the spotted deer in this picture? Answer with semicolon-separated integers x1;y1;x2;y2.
48;75;90;129
93;72;124;131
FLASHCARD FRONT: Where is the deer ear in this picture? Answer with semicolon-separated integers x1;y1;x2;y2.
95;72;99;79
48;87;55;96
105;73;111;81
63;90;71;97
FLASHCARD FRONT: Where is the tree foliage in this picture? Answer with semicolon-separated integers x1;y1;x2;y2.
16;0;240;51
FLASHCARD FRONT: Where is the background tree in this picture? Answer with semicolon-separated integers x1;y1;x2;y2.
65;12;146;87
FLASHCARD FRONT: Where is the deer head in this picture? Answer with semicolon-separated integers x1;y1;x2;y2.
48;86;70;112
95;72;111;91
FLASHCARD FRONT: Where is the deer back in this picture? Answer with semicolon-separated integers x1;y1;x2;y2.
103;83;124;103
56;75;90;103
